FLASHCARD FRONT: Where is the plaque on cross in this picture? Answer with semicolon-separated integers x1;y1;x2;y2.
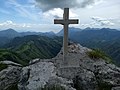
54;8;79;62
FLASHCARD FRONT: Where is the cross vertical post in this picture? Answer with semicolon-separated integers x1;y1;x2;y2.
54;8;79;64
63;8;69;62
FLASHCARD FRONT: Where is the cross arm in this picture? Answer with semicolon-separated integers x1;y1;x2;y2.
54;19;64;25
68;19;79;24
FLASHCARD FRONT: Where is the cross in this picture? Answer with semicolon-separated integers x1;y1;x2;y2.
54;8;79;62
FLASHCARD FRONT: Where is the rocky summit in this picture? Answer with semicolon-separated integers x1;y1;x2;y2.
0;43;120;90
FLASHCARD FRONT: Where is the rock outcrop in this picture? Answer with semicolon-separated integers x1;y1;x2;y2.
55;44;120;90
0;43;120;90
18;61;75;90
0;61;22;90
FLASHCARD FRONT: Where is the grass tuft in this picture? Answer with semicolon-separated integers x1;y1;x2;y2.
87;49;113;63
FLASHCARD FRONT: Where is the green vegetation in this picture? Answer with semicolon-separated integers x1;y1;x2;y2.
0;35;62;66
0;63;8;71
41;85;65;90
0;49;27;66
88;49;113;63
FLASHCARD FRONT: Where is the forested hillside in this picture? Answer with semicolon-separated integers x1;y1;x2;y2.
0;35;62;66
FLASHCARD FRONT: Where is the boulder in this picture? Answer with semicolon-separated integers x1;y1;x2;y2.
18;61;75;90
0;65;22;90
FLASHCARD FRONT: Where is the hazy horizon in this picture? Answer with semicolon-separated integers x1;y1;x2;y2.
0;27;120;34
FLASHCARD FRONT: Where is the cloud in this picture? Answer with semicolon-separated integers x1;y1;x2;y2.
80;16;117;28
80;0;104;8
80;22;100;28
0;21;61;33
91;17;114;26
43;8;63;18
43;8;78;18
35;0;104;12
0;20;31;29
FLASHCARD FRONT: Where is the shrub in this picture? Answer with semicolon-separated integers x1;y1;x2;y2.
87;49;113;63
0;63;8;71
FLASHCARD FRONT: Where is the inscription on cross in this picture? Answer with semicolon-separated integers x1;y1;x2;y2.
54;8;79;62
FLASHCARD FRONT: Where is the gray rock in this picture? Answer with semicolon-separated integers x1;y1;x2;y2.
73;69;98;90
18;67;31;90
0;66;22;90
0;60;22;66
94;63;120;89
18;61;75;90
112;87;120;90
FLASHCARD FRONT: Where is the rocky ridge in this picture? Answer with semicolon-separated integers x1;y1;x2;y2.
0;43;120;90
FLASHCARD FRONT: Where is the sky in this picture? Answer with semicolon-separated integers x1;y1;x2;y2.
0;0;120;32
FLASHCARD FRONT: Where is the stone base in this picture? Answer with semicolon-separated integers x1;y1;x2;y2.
60;55;80;68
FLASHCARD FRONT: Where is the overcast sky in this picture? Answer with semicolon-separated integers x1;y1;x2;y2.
0;0;120;32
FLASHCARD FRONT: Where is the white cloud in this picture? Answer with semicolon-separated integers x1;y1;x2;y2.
0;20;31;28
43;8;63;18
0;21;61;33
0;20;15;26
91;16;114;26
79;16;118;29
80;22;100;28
43;8;78;18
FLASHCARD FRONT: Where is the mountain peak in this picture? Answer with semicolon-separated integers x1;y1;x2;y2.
3;28;17;32
0;28;19;38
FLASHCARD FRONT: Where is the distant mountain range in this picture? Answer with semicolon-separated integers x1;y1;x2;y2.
0;28;120;66
0;28;56;47
0;28;56;38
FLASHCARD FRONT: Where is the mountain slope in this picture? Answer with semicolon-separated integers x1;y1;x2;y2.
0;49;25;65
0;35;62;65
0;37;10;47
